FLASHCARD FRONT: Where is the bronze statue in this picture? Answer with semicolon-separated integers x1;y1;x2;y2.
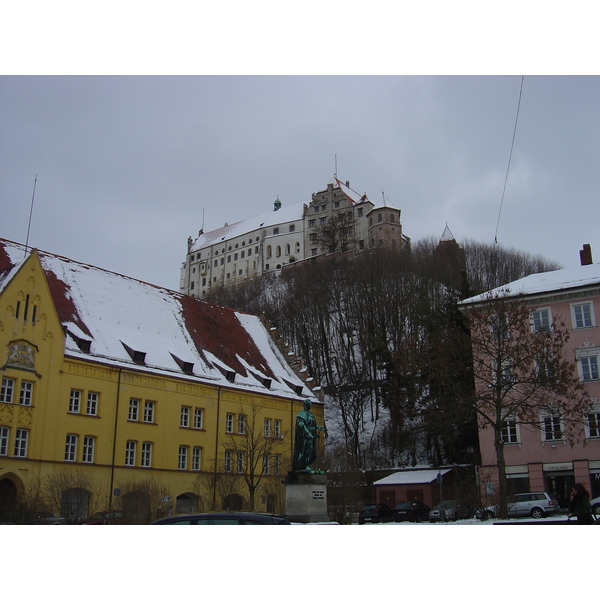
292;399;324;473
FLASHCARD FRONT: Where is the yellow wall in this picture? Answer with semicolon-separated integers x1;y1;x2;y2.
0;252;323;521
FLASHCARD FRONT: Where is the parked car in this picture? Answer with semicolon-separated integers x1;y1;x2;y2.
591;496;600;516
480;492;559;520
84;511;125;525
429;500;473;522
34;511;66;525
358;503;394;524
151;512;291;525
393;501;430;522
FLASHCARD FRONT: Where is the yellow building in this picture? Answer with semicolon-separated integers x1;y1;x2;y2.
0;238;321;523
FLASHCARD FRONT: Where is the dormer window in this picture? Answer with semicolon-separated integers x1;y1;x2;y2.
66;330;92;353
170;353;194;375
121;342;146;365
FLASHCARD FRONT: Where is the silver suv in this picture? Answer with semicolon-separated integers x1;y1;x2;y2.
481;492;560;519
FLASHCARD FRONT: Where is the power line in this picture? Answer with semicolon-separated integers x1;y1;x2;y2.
495;76;524;244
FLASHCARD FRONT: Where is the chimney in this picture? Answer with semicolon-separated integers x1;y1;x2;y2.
580;244;593;266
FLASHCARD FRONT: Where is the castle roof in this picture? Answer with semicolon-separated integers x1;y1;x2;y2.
189;200;305;254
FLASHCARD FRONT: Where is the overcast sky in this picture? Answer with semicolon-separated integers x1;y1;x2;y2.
1;74;598;291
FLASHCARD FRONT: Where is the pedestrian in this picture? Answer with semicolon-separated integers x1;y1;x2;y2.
568;483;595;524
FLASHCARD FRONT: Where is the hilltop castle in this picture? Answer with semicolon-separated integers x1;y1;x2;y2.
180;179;410;297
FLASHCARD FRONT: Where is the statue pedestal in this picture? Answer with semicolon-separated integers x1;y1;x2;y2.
283;472;329;523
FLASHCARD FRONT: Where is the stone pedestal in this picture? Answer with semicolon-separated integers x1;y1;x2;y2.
283;472;329;523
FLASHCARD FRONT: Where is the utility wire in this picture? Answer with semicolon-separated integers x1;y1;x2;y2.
495;76;524;244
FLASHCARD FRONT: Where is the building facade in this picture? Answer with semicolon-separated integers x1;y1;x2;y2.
461;251;600;508
181;178;410;297
0;238;321;522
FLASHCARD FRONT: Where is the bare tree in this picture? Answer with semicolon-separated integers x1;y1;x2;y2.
223;403;289;511
463;292;590;518
44;469;104;523
116;477;172;523
314;210;356;254
193;469;244;512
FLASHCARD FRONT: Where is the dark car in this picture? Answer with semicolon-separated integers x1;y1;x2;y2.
84;511;125;525
393;501;430;522
34;511;66;525
358;503;394;524
429;500;473;522
151;512;291;525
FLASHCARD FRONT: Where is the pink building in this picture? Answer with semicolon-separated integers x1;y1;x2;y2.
461;247;600;508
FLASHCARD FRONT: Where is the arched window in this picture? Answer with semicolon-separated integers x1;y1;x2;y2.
276;246;281;258
176;493;198;514
266;245;272;259
285;244;290;255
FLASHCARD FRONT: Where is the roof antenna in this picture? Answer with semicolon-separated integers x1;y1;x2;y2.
334;154;338;179
24;174;37;257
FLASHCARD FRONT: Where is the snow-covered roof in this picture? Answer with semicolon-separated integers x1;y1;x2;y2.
374;469;451;486
189;201;305;253
461;262;600;305
0;238;313;401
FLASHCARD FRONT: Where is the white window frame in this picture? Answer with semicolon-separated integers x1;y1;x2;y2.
180;406;190;428
274;419;281;438
501;419;520;445
69;389;81;413
531;307;552;333
0;426;9;456
224;449;232;472
262;454;270;475
571;301;595;329
236;451;244;473
141;441;152;467
125;440;137;466
580;355;600;382
225;413;234;434
273;454;280;475
586;402;600;439
19;381;33;406
87;392;98;416
1;377;14;403
65;434;78;461
237;414;246;435
129;398;140;421
193;408;203;429
264;418;271;438
178;445;188;470
541;412;563;443
191;447;202;471
82;436;95;463
14;429;28;458
143;400;155;423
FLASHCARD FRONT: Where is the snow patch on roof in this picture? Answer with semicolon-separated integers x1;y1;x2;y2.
374;469;452;485
461;262;600;304
0;238;312;401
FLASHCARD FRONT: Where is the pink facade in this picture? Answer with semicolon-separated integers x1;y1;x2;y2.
467;261;600;508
